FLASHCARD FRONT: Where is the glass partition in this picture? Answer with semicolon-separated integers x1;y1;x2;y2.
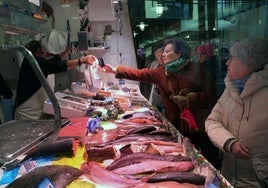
129;0;267;63
128;0;268;96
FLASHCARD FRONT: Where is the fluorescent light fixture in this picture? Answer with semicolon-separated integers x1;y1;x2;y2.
28;0;40;6
71;16;79;20
61;4;70;8
4;30;19;35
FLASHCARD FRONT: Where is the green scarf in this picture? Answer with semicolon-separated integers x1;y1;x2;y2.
165;57;188;74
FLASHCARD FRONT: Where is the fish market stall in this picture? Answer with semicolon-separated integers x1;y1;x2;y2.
0;82;233;188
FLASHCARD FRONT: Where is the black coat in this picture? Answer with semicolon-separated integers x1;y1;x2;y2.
0;73;12;99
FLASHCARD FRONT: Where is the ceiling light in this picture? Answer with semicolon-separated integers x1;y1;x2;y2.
61;3;70;8
60;0;71;7
136;22;148;31
133;31;139;37
150;1;168;17
155;3;168;16
61;4;70;8
71;16;79;19
185;35;190;39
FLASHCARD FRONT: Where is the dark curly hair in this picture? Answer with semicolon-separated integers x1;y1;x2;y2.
25;40;42;54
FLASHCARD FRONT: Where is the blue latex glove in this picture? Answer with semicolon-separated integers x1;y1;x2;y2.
87;117;103;134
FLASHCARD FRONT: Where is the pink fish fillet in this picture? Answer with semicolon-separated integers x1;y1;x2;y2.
112;160;194;175
81;161;150;187
135;181;200;188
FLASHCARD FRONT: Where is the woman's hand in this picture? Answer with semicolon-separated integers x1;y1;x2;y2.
170;95;189;109
99;64;117;74
231;141;250;159
179;88;191;96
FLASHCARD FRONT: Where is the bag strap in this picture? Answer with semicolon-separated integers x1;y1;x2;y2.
167;78;184;111
167;78;175;95
148;84;155;103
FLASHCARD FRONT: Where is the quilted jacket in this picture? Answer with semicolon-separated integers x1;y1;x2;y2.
205;64;268;187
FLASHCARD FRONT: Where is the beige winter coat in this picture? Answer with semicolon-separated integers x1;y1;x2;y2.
205;65;268;188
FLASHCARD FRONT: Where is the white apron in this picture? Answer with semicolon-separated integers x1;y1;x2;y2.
14;87;48;120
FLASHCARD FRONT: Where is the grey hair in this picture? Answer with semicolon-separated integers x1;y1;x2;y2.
230;38;268;72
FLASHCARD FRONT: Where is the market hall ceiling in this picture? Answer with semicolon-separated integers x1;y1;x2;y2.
128;0;268;47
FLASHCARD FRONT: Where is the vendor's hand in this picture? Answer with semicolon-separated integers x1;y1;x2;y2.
170;95;189;109
231;141;250;159
179;88;191;96
99;64;117;74
81;55;97;65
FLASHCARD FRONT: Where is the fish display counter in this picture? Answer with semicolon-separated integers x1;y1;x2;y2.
0;82;233;188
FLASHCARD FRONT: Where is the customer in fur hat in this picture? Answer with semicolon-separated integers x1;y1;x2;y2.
205;38;268;187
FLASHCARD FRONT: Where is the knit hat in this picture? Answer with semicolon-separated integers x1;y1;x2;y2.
230;38;268;71
197;43;215;57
